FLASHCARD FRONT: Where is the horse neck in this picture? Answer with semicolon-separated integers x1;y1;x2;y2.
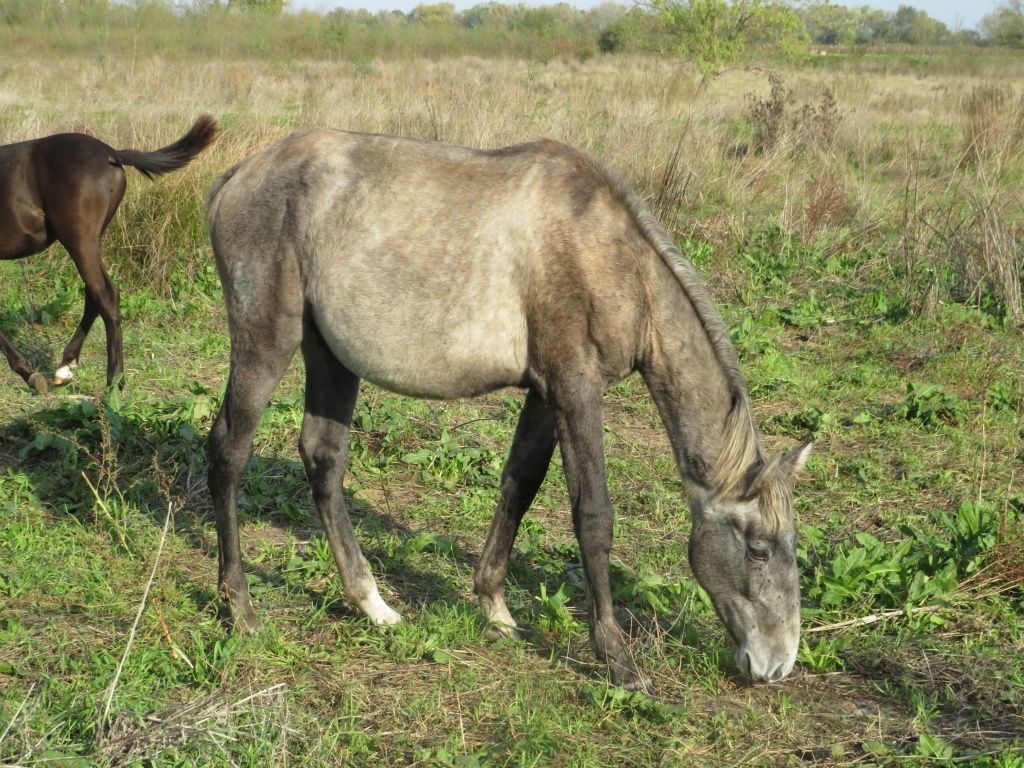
638;263;758;489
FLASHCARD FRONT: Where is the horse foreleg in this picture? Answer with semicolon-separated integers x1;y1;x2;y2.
552;376;651;693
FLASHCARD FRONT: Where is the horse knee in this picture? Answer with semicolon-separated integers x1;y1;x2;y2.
298;423;347;478
208;411;252;484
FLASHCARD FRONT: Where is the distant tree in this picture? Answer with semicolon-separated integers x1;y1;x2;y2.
651;0;808;77
980;0;1024;47
850;6;891;44
587;1;630;32
953;28;983;46
802;2;860;45
409;2;456;25
801;2;951;47
460;3;516;29
597;6;674;52
890;4;948;44
513;4;578;37
0;0;62;25
228;0;285;14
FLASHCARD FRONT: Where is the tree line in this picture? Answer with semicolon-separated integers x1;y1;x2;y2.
288;0;1021;52
2;0;1022;68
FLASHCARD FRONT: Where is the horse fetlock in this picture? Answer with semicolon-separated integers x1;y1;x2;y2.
53;365;75;385
355;590;401;626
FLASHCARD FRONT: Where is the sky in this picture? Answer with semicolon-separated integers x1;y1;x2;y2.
290;0;1002;32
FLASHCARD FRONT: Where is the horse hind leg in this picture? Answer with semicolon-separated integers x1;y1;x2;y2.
474;389;556;638
54;289;101;385
208;306;302;630
1;330;47;394
299;315;400;626
53;171;125;387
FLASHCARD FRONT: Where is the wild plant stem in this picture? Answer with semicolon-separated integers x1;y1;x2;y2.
99;502;173;737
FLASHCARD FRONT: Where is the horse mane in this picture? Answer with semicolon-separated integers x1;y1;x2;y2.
550;142;790;531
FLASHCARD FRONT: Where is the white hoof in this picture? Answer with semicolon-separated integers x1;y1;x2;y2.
53;365;74;386
359;592;401;626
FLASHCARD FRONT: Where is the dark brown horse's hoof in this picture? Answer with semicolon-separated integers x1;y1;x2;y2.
27;372;48;395
225;595;262;633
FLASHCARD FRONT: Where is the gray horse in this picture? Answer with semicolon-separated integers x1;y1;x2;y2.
206;129;812;691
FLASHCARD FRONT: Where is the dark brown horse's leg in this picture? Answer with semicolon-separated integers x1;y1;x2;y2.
551;377;649;693
208;319;301;630
55;291;100;385
60;238;121;387
474;388;555;636
0;329;46;394
298;317;400;625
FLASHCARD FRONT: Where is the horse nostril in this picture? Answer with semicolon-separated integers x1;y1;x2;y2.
767;662;788;683
737;650;753;680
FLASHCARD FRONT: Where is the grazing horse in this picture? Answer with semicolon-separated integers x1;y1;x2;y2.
0;115;218;392
206;129;812;691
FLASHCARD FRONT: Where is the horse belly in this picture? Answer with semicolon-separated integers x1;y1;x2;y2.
310;281;529;400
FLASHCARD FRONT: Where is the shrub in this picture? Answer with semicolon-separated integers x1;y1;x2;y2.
744;74;844;155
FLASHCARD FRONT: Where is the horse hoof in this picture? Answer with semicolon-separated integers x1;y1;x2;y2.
484;621;521;641
360;592;402;626
232;610;262;633
27;372;48;395
622;674;655;696
227;600;262;633
53;365;74;386
613;668;654;695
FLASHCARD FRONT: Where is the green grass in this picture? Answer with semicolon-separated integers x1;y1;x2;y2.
1;218;1021;767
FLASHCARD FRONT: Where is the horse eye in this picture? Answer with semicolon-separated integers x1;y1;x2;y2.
746;545;770;562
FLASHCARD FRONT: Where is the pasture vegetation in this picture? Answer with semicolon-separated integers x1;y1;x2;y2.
1;18;1023;768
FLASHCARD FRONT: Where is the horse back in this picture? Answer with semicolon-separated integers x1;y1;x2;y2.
209;130;651;396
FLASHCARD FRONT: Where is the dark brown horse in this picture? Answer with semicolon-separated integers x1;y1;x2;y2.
0;115;218;392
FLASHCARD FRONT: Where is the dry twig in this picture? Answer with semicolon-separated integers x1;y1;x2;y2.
98;502;173;737
805;605;942;634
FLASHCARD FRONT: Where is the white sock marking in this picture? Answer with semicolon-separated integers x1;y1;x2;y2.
54;366;74;385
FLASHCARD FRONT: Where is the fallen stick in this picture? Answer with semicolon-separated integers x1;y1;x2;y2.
805;605;941;634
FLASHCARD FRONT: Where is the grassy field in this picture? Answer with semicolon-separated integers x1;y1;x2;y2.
1;49;1023;767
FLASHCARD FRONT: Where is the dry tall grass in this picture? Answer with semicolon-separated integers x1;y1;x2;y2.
1;52;1021;320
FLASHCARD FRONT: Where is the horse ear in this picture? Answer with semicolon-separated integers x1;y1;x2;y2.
743;456;782;499
743;440;813;499
786;440;813;477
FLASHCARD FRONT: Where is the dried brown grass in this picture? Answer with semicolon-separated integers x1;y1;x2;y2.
0;54;1020;320
960;83;1024;164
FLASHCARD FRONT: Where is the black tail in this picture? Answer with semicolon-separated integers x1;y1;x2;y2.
111;115;218;179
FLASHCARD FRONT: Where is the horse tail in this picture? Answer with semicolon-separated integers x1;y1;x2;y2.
110;115;218;179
